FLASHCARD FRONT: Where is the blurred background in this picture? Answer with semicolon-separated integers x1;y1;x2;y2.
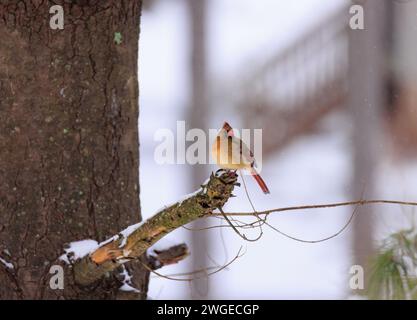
139;0;417;299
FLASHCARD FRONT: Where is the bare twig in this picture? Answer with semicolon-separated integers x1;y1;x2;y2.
142;246;245;282
262;205;358;243
71;168;417;287
219;207;263;242
218;200;417;216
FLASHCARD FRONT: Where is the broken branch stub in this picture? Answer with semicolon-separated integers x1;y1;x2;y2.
73;170;238;286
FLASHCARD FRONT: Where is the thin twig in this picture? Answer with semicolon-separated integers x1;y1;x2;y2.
218;199;417;216
239;170;266;236
262;205;358;243
219;207;262;242
141;246;245;282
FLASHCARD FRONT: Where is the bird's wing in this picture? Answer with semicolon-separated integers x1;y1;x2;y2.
231;136;254;166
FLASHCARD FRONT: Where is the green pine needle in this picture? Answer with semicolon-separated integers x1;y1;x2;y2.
367;229;417;300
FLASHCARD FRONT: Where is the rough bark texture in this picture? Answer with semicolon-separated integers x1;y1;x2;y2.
0;0;144;299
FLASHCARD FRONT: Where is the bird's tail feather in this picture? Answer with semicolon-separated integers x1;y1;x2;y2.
250;168;270;194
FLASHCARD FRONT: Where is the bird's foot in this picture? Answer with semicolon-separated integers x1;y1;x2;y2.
219;171;238;185
215;168;227;177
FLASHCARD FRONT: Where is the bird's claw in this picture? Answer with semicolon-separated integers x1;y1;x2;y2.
220;173;238;185
215;168;227;177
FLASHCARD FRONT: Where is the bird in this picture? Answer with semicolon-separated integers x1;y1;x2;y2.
212;122;270;194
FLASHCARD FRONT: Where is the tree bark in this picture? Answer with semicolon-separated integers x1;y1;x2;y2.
348;0;387;293
186;0;211;299
0;0;144;299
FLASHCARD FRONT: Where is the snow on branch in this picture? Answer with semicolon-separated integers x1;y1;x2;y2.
67;165;417;287
71;170;238;286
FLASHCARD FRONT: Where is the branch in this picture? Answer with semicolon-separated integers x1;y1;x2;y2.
71;168;417;287
218;199;417;216
72;171;238;286
147;243;189;270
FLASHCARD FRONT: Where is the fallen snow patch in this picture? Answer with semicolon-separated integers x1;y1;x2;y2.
119;265;141;293
120;283;141;293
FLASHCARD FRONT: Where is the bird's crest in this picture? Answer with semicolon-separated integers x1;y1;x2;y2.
222;122;234;136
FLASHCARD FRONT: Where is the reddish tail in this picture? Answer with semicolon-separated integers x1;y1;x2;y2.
250;169;270;194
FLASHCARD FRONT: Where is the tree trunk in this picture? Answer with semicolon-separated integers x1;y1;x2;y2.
0;0;145;299
186;0;211;299
348;0;387;293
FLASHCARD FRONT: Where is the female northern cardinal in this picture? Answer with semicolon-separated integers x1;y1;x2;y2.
212;122;270;194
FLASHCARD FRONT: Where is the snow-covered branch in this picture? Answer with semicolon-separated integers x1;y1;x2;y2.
70;170;238;286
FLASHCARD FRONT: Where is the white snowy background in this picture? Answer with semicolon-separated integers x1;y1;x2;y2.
138;0;417;299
